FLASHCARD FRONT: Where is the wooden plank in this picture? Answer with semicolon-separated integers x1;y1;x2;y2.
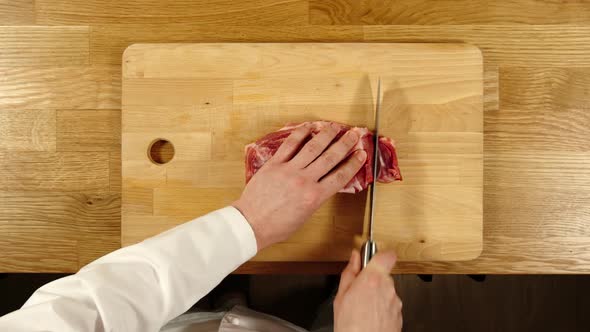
232;76;481;105
36;0;308;25
500;67;590;111
0;152;110;192
486;109;590;153
483;186;590;239
122;215;186;246
0;191;120;272
484;68;499;112
57;109;121;152
0;66;120;109
167;161;246;188
92;25;364;64
484;68;590;153
122;105;216;133
0;109;56;152
153;188;242;217
110;151;121;193
123;78;233;106
363;25;590;67
484;151;590;189
0;26;88;66
0;233;78;272
310;0;590;25
0;0;34;25
76;193;120;267
122;186;153;216
122;43;479;79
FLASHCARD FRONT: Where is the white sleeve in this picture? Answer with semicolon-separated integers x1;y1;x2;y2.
0;206;258;332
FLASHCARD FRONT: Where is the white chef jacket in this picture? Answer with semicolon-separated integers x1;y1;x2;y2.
0;207;263;332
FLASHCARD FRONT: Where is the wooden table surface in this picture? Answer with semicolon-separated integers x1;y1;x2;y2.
0;0;589;274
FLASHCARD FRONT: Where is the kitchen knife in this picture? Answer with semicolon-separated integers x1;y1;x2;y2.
361;78;382;269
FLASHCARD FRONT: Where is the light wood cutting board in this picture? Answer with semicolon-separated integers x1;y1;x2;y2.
122;43;483;262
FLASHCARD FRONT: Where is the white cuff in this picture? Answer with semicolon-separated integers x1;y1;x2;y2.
215;206;258;258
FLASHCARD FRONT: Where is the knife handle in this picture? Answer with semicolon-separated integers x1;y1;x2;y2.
361;239;377;269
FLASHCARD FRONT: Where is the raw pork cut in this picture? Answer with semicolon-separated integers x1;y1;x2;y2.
245;121;402;193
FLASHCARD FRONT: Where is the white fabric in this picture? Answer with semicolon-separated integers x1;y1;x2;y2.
0;207;258;332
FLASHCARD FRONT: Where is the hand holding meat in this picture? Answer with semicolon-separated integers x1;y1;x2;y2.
246;121;402;193
334;250;403;332
233;123;367;250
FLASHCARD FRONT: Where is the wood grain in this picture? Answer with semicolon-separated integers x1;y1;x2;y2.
0;1;589;273
486;68;590;153
0;152;109;192
0;109;56;151
484;151;590;191
483;186;590;239
486;109;590;153
36;0;308;25
310;0;590;25
109;151;121;193
122;43;483;262
0;26;88;66
75;193;121;267
57;110;121;152
91;24;364;64
0;66;120;109
0;191;120;272
363;25;590;67
0;0;34;25
500;67;590;111
484;68;499;112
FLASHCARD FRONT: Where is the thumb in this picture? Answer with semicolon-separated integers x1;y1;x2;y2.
366;250;397;274
337;250;361;296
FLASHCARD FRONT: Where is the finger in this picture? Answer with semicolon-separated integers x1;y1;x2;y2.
397;299;404;331
305;130;360;180
366;250;397;274
319;150;366;196
337;250;361;297
289;123;339;169
271;125;312;163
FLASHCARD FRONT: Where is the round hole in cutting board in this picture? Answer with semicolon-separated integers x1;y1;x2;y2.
148;139;175;165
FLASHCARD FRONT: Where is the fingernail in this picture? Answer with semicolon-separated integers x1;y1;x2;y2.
347;130;358;141
356;150;367;161
384;252;397;270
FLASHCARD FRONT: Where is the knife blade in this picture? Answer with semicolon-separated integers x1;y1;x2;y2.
361;78;382;269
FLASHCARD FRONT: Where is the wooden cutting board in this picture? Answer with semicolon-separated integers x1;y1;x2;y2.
122;43;483;262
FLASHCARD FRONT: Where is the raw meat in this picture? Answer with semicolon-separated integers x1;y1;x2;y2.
245;121;402;193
